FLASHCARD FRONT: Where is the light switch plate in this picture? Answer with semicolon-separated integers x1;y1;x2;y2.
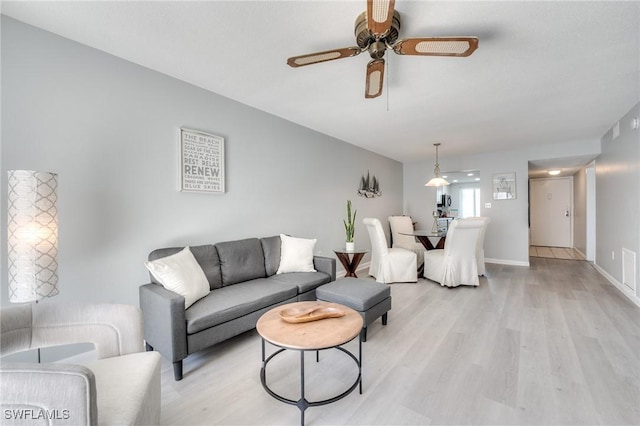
485;203;492;209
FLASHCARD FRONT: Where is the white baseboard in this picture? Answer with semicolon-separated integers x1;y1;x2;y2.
593;263;640;308
485;258;530;267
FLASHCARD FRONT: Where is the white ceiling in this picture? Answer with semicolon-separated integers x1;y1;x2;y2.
2;1;639;168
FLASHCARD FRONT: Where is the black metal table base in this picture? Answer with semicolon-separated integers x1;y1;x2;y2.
260;336;362;426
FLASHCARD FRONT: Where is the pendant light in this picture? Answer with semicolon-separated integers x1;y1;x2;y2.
425;143;450;187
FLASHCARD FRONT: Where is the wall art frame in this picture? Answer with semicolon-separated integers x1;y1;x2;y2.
493;172;516;200
180;128;225;193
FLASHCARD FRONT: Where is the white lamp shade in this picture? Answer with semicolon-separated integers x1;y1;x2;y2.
7;170;59;303
425;177;450;187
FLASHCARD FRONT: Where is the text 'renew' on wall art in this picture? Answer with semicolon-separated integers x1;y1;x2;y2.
180;128;225;193
493;172;516;200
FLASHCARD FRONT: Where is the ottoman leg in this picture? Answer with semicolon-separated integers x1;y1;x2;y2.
382;312;388;326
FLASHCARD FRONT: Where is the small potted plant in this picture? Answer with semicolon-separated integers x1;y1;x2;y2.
343;200;356;251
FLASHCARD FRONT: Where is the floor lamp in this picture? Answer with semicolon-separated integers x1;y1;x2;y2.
7;170;59;362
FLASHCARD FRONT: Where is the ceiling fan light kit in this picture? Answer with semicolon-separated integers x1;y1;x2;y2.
425;143;450;187
287;0;478;99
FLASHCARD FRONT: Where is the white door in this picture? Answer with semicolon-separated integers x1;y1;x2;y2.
530;178;573;247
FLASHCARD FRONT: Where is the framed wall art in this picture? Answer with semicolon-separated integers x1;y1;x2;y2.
493;172;516;200
180;128;225;193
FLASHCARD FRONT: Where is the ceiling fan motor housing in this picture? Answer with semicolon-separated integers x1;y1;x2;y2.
355;10;401;51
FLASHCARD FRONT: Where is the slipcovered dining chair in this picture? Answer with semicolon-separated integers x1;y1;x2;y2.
423;218;484;287
363;217;417;283
388;215;424;269
0;302;161;426
463;216;491;276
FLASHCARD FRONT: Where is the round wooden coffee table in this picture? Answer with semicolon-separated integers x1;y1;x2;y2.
257;301;364;426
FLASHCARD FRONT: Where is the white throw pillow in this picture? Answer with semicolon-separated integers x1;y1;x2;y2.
276;234;317;274
144;246;210;308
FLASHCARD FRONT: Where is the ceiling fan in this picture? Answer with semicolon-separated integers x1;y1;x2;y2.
287;0;478;99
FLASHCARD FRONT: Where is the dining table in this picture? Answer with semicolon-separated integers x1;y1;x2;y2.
399;230;447;251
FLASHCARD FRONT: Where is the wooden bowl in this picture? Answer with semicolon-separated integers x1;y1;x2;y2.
280;305;346;323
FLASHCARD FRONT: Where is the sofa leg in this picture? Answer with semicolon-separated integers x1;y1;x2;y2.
173;361;183;381
382;312;388;326
360;327;367;342
145;342;153;352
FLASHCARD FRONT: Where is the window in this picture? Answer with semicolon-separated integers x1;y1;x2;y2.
460;187;480;218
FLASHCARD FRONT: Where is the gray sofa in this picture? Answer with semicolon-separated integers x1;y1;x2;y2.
139;236;336;380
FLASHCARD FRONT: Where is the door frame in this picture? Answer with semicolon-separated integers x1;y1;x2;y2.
585;162;596;261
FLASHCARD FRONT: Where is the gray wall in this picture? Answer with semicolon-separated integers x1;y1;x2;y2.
0;17;403;307
404;139;602;266
596;101;640;302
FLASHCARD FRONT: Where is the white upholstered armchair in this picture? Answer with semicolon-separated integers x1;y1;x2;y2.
364;217;417;284
423;218;484;287
0;303;161;425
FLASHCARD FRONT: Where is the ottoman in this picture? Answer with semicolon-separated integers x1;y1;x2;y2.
316;277;391;341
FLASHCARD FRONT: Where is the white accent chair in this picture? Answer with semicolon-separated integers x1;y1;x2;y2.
363;217;417;283
0;303;161;425
423;218;484;287
388;215;424;268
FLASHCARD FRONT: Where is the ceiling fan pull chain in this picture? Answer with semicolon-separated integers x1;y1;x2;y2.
386;57;390;112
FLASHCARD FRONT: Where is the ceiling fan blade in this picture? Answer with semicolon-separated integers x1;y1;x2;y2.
394;37;479;57
367;0;396;37
287;47;361;67
365;59;385;99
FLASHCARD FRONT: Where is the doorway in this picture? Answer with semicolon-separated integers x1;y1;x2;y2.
530;177;573;247
585;163;596;261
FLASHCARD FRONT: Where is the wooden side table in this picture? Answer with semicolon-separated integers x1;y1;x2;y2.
333;249;368;278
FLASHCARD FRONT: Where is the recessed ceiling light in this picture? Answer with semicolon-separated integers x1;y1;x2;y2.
548;170;561;176
442;175;448;178
475;177;480;181
467;173;474;176
453;179;458;183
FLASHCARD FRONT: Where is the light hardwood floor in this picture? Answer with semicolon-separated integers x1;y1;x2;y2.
159;258;639;425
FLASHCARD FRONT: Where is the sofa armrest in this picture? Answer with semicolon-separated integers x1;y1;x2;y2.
313;256;336;281
139;284;187;363
0;363;97;426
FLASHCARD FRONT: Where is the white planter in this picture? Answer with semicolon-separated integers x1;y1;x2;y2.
345;242;355;252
